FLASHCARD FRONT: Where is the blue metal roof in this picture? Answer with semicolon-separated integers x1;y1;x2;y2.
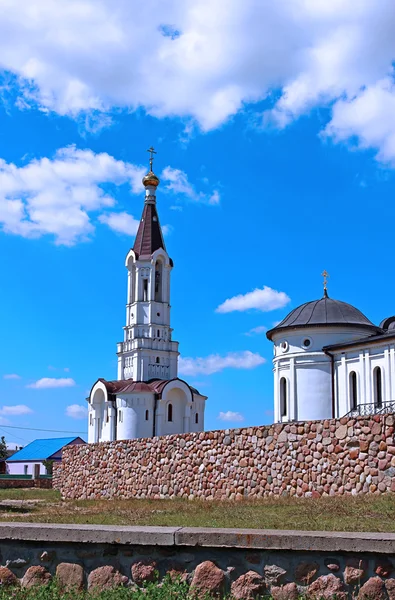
7;437;84;462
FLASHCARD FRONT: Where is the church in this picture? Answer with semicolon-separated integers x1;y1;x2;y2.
87;151;207;443
267;274;395;423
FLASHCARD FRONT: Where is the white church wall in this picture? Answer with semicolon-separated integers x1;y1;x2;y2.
272;326;381;423
88;384;107;444
189;395;205;433
295;363;332;421
333;342;393;415
116;394;154;440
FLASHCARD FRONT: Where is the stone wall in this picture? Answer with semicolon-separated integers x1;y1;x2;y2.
54;414;395;500
0;523;395;598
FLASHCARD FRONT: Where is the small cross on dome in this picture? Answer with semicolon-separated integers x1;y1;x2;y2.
322;270;330;297
147;146;157;172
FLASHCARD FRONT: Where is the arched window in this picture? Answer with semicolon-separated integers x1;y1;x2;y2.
350;371;358;410
155;261;162;301
195;413;199;424
280;377;287;417
374;367;383;408
143;278;148;302
145;409;149;421
156;357;160;364
167;403;173;422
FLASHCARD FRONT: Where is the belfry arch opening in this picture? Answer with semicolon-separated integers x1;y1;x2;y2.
155;260;163;302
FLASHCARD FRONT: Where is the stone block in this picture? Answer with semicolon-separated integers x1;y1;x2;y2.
308;574;346;599
131;559;158;586
22;566;51;589
190;561;225;598
231;571;266;599
88;566;128;590
358;576;387;599
56;563;84;592
0;566;19;587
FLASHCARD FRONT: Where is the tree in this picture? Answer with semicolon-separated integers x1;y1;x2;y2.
42;459;54;476
0;436;7;461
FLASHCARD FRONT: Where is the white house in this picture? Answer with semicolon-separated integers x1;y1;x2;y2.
7;437;85;476
267;287;395;422
87;154;207;443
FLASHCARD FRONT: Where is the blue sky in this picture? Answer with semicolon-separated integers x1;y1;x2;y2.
1;1;395;445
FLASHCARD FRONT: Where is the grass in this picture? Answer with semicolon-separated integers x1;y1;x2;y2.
0;580;288;600
0;488;60;501
0;488;394;531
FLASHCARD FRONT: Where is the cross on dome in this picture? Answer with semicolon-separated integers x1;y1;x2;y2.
147;146;157;171
142;146;160;188
322;269;330;297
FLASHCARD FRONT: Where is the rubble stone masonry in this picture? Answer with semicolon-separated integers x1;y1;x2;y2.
53;414;395;500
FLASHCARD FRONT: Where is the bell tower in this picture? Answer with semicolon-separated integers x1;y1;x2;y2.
116;148;179;382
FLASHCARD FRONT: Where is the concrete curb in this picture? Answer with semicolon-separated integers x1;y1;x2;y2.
0;523;394;553
0;523;180;546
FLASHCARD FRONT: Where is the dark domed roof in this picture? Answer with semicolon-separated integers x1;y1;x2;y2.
379;316;395;331
266;295;382;340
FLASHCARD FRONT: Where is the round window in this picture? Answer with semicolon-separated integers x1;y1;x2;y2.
280;341;289;353
302;337;312;349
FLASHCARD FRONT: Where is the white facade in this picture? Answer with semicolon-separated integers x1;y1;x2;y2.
117;245;179;382
87;166;207;443
7;462;48;476
268;297;395;422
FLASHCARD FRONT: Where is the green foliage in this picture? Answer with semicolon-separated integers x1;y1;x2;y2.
42;460;54;476
0;579;240;600
0;436;7;461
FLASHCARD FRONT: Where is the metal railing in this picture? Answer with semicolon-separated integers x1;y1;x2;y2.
343;401;395;418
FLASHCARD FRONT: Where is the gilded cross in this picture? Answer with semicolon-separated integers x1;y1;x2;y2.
147;146;157;171
322;270;330;292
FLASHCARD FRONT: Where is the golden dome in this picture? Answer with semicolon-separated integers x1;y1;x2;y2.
142;170;160;188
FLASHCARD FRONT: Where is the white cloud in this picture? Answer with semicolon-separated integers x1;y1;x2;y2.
0;405;33;416
324;76;395;165
66;404;88;420
1;1;395;162
216;286;290;314
179;351;265;376
0;147;214;245
3;374;21;380
27;377;76;389
161;224;173;236
98;211;140;236
161;167;220;205
0;146;145;245
245;325;268;336
218;411;244;423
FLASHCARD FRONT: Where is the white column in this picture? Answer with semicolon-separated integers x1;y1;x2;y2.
360;350;366;405
289;357;295;422
341;355;347;413
390;344;395;400
385;348;391;402
333;358;339;418
274;362;279;423
364;350;371;405
135;267;142;301
108;405;116;442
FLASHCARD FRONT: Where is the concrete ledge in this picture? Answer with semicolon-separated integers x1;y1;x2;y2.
0;523;394;554
0;523;180;546
175;528;395;554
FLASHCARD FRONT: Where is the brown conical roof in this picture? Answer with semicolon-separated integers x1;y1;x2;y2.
133;199;166;257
